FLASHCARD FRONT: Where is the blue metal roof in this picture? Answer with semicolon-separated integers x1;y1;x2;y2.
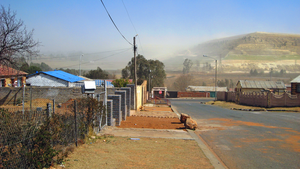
42;70;84;82
95;80;114;87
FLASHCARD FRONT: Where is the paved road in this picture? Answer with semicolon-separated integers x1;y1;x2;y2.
170;98;300;169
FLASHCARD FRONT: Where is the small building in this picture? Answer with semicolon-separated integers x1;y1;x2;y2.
290;75;300;95
26;70;84;87
185;86;228;97
152;87;167;98
236;80;286;94
0;65;27;87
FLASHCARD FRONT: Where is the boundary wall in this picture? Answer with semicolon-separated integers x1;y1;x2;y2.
177;92;210;98
217;91;300;107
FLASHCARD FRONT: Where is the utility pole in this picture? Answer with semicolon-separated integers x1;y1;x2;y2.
149;70;151;99
134;36;137;110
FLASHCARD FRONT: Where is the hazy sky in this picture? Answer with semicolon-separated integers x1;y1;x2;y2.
1;0;300;69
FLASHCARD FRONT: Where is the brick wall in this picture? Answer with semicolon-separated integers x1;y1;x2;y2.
0;86;115;105
217;92;226;101
115;90;126;121
106;99;114;126
107;95;121;126
121;87;131;116
177;92;210;98
127;84;135;110
239;92;268;107
219;91;300;107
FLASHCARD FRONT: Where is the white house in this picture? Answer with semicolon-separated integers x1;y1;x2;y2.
26;70;85;87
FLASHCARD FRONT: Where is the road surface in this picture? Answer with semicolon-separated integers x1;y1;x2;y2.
170;98;300;169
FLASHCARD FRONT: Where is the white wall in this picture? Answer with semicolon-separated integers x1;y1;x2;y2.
27;74;69;87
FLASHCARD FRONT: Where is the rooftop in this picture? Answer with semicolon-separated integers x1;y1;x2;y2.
28;70;84;82
238;80;286;89
0;65;27;77
291;75;300;83
186;86;228;92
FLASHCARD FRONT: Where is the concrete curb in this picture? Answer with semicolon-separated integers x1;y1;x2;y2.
171;105;181;119
188;130;226;169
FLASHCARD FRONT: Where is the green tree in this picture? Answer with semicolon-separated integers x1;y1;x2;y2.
58;68;79;75
173;74;193;91
84;67;108;79
30;62;52;71
122;55;166;86
121;67;130;79
112;78;130;87
217;80;226;87
27;66;42;74
40;62;53;71
280;69;286;76
183;59;193;74
20;62;29;72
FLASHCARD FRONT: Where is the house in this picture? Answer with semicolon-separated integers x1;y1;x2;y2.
235;80;286;94
26;70;84;87
185;86;228;97
290;75;300;95
0;65;27;87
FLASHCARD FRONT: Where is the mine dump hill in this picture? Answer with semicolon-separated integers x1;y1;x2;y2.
164;32;300;69
193;32;300;58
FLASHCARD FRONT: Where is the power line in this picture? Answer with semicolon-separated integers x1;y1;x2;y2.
100;0;132;46
62;48;131;68
37;48;132;60
121;0;145;55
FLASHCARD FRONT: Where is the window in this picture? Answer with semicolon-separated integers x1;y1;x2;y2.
0;79;4;87
296;84;300;93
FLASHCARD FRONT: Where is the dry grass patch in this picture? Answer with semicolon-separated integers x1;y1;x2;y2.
206;101;300;112
62;136;213;169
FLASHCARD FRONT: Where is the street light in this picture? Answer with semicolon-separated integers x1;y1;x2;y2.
203;55;217;101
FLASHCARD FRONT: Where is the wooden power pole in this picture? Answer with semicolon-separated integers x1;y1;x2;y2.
134;36;137;110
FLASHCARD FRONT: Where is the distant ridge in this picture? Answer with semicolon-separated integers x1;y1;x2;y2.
164;32;300;69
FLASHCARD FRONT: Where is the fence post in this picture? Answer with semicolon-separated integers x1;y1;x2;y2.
104;80;107;128
267;91;271;108
284;92;287;107
74;100;78;147
30;86;32;118
47;103;52;118
97;94;101;133
22;85;25;116
52;99;55;115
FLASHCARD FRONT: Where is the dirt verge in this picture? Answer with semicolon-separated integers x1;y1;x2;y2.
62;136;214;169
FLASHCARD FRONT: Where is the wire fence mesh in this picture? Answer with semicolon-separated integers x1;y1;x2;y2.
0;95;106;168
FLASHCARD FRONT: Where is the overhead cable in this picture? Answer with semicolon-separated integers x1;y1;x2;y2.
121;0;145;55
62;48;131;68
37;48;132;60
100;0;132;46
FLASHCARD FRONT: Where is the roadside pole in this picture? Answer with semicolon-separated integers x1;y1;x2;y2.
134;36;137;110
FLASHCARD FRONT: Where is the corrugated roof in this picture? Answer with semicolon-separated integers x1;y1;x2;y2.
95;80;114;87
291;75;300;83
239;80;285;89
94;79;133;88
27;70;84;82
186;86;228;92
0;65;27;77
